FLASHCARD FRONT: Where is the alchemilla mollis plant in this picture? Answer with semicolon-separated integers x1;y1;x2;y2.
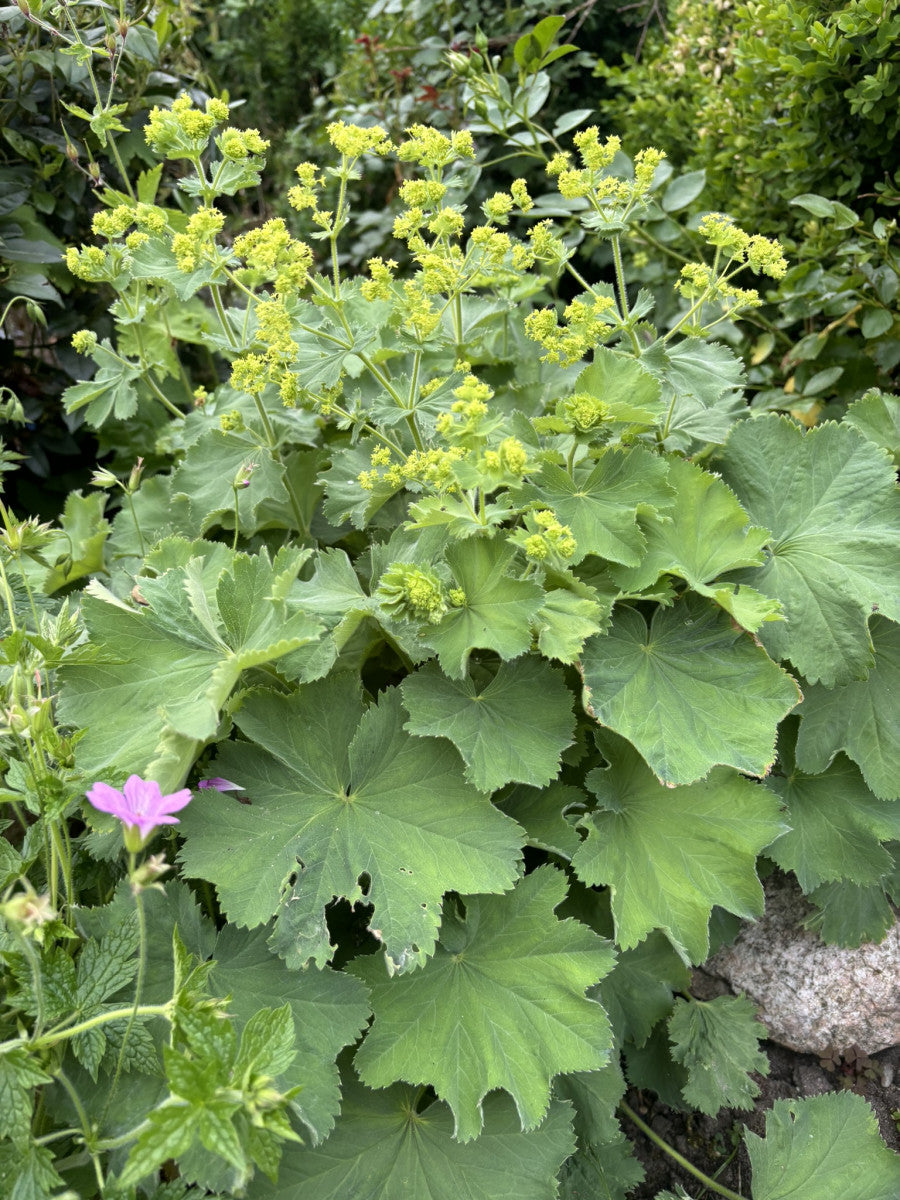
1;64;899;1200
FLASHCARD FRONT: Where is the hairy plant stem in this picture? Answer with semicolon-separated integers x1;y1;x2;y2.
619;1101;747;1200
103;867;148;1121
55;1067;106;1191
0;1003;170;1057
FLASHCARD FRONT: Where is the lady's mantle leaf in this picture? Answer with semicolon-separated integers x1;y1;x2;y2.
796;616;900;799
422;540;544;678
57;551;324;783
718;416;900;686
177;677;524;973
765;729;900;892
745;1092;900;1200
245;1068;575;1200
580;597;800;785
668;995;768;1116
351;867;615;1142
517;448;673;566
609;456;781;631
400;658;576;792
572;733;786;963
802;878;897;948
209;926;370;1143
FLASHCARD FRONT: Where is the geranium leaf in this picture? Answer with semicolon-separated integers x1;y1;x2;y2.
573;732;785;962
517;448;673;566
57;551;324;784
580;596;800;785
209;925;370;1143
400;658;576;792
745;1092;900;1200
351;867;615;1141
718;416;900;685
765;731;900;892
177;678;524;972
668;994;768;1115
609;456;781;631
422;539;544;678
795;616;900;799
244;1068;575;1200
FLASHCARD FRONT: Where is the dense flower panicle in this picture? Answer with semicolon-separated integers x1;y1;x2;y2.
326;120;393;158
86;776;192;847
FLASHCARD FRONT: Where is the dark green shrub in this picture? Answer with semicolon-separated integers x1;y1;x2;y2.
599;0;900;231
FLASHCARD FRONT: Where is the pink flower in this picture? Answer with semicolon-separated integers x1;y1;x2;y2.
86;775;192;849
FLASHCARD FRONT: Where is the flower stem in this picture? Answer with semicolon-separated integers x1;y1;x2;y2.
103;876;148;1120
619;1101;748;1200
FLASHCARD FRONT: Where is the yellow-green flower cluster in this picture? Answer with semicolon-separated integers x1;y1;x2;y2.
481;436;528;478
71;329;98;355
677;262;762;309
171;206;225;272
230;354;268;396
232;219;313;295
218;127;269;160
361;257;398;302
397;125;474;168
134;203;168;234
256;298;299;361
287;162;325;214
144;94;230;160
400;282;442;341
377;562;448;625
698;213;787;278
92;206;133;239
525;510;576;560
66;245;115;283
549;132;666;214
511;179;533;212
434;374;493;438
562;392;611;432
327;121;393;158
524;295;616;364
219;409;245;433
483;192;514;223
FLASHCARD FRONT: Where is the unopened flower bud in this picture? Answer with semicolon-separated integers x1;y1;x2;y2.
105;33;116;54
17;0;30;16
130;852;171;894
65;142;79;163
126;457;144;493
116;18;129;37
88;161;101;182
475;28;489;52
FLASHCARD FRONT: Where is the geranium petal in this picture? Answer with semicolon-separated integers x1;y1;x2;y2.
159;788;193;816
85;782;128;819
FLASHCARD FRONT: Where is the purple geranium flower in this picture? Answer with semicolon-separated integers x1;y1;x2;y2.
198;777;243;792
86;776;192;848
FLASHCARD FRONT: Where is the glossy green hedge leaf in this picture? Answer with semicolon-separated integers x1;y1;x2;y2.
400;658;575;792
57;551;324;783
609;457;780;631
581;597;800;785
178;678;523;973
668;995;768;1115
518;448;673;566
746;1092;900;1200
662;169;706;212
765;737;900;892
209;925;370;1143
795;616;900;799
351;867;615;1141
719;416;900;685
246;1069;575;1200
573;733;785;962
843;389;900;463
423;539;544;678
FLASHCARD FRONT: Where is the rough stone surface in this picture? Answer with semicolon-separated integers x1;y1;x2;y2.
707;872;900;1056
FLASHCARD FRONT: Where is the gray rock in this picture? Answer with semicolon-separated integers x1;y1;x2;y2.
708;873;900;1056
